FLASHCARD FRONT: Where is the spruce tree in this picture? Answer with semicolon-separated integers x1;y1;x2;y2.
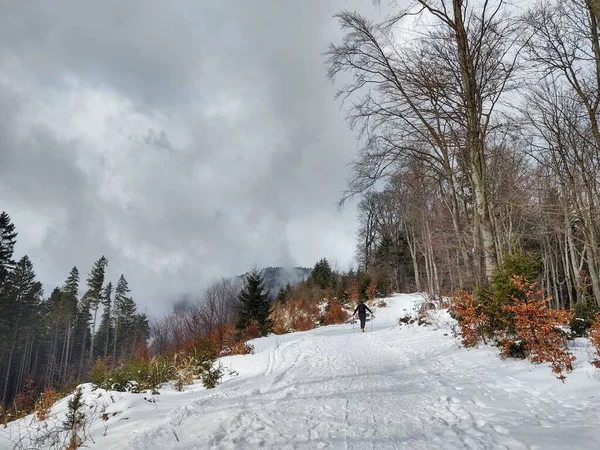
0;256;43;404
236;268;272;337
61;267;79;381
276;282;293;303
112;275;131;360
309;258;334;290
0;212;18;287
45;287;64;387
95;282;113;358
80;256;108;372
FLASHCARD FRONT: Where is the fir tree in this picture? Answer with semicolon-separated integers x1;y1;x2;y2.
309;258;334;290
63;387;85;449
236;268;273;336
0;212;18;287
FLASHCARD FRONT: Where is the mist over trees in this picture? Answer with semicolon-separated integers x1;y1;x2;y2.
327;0;600;309
0;211;148;412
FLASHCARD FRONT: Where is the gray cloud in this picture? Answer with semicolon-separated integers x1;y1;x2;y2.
0;0;387;315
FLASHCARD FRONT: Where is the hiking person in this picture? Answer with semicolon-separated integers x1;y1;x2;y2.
353;300;373;333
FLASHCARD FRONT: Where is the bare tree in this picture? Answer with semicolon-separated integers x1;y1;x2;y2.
327;0;522;283
196;278;240;334
355;193;379;272
522;0;600;306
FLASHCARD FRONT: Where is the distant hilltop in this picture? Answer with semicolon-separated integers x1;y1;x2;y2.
237;266;312;298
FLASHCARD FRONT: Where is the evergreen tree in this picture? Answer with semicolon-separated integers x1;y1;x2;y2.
0;212;18;287
309;258;334;290
112;275;132;360
127;312;150;358
95;282;113;358
236;268;273;336
79;256;108;373
0;256;43;404
276;282;293;303
60;267;79;382
45;287;64;387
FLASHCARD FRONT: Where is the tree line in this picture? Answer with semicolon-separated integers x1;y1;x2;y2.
1;203;379;420
327;0;600;309
0;211;148;410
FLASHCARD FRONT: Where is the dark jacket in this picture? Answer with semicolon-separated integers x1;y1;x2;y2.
353;303;373;316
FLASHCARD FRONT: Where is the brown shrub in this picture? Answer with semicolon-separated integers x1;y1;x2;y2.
290;297;319;331
501;277;575;380
322;301;348;325
11;377;35;420
270;302;290;335
231;341;255;355
377;300;388;308
36;388;59;421
449;290;491;347
346;280;359;303
241;320;262;340
208;323;238;356
366;278;377;301
133;341;151;362
270;294;319;332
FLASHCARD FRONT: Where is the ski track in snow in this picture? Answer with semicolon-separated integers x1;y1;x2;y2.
2;293;600;450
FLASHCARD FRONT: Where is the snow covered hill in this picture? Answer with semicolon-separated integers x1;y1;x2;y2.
2;293;600;449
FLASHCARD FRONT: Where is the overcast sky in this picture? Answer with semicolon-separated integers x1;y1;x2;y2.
0;0;391;315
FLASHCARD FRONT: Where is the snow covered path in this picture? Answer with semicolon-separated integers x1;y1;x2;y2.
116;294;600;450
3;293;600;449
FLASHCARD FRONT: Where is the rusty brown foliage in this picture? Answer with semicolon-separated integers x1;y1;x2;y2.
449;290;491;347
500;277;575;380
35;388;59;421
322;301;349;325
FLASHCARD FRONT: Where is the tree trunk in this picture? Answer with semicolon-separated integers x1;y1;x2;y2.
1;327;18;404
452;0;497;281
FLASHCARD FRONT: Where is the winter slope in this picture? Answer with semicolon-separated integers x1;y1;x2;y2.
3;294;600;450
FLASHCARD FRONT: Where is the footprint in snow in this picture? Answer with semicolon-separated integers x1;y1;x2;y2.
492;424;510;434
471;398;487;408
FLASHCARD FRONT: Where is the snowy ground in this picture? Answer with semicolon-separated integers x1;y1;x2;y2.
2;293;600;449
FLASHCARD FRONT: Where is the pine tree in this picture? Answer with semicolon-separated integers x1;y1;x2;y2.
236;268;273;337
0;212;18;287
309;258;334;290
